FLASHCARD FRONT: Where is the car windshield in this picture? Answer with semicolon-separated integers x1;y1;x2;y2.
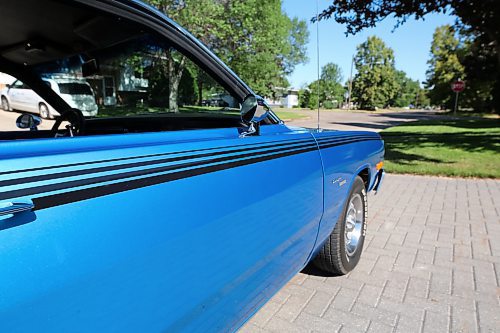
58;83;93;95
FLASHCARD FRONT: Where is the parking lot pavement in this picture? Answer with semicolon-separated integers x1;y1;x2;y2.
243;174;500;333
0;109;55;131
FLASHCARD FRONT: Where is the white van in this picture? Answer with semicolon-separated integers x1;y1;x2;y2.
0;78;98;118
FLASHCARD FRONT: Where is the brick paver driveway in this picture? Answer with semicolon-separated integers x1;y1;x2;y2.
243;174;500;333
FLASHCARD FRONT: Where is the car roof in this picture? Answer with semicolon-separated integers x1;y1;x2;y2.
44;78;91;85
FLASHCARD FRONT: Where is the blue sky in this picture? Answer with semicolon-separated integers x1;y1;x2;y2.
282;0;455;88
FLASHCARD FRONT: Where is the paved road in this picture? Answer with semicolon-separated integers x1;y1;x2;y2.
0;107;440;132
243;174;500;333
286;109;447;132
0;109;55;131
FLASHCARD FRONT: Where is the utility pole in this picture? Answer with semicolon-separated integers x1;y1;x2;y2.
415;88;420;109
316;0;321;131
347;55;354;110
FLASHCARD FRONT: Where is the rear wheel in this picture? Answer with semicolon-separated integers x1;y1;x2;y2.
313;176;367;275
39;103;51;119
1;96;10;111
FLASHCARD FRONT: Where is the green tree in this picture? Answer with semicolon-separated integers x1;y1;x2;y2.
299;63;345;109
307;88;319;110
298;88;311;109
352;36;399;110
143;0;224;112
425;25;465;109
319;63;344;108
459;29;496;111
315;0;500;113
225;0;309;97
414;87;431;108
145;0;309;110
391;71;420;107
321;63;343;84
283;17;310;76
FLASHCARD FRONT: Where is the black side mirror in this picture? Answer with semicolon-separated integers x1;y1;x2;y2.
16;114;41;131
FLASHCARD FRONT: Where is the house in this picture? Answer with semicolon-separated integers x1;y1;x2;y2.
265;88;300;108
282;88;299;108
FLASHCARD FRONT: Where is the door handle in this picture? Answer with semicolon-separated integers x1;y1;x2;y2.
0;202;34;217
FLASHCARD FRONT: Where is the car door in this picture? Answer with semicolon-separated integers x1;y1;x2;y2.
0;33;324;333
0;125;324;333
6;80;24;109
9;81;39;112
22;82;42;113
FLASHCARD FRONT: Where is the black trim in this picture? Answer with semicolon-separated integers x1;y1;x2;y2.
0;134;376;177
0;135;380;209
30;137;379;210
0;138;317;186
0;138;311;177
0;142;318;201
32;144;318;210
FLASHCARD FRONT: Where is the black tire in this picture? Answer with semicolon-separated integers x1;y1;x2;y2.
313;176;367;275
39;103;51;119
1;96;10;111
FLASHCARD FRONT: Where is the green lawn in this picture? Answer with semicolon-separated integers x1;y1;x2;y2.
97;105;309;121
97;105;237;117
380;118;500;178
273;110;309;120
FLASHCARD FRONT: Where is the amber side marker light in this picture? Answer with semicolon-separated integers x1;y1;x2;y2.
376;161;384;171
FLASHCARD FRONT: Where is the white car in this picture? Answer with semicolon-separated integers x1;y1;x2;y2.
0;78;98;118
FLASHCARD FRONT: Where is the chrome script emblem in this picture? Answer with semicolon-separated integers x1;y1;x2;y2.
332;177;347;187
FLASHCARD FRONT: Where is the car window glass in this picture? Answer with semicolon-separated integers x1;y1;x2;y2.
58;83;93;95
1;34;243;139
33;34;240;121
12;80;24;88
0;73;56;133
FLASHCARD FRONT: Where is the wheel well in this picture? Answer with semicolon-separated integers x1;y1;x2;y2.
39;102;47;108
358;168;370;190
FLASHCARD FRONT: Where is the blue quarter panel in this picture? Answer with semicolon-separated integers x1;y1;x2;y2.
310;130;384;250
0;125;324;332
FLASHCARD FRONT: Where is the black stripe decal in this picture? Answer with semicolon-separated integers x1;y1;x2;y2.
319;137;379;149
0;135;375;187
31;137;379;210
0;138;307;176
0;134;375;177
32;145;318;210
0;142;318;201
0;139;315;187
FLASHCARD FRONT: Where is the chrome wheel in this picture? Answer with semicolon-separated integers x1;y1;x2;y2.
313;176;367;275
344;193;364;257
39;104;50;119
1;97;9;111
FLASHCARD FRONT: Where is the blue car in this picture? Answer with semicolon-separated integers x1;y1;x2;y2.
0;0;384;331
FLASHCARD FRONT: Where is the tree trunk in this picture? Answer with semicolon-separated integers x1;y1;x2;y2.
494;44;500;114
168;53;186;113
197;77;203;106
